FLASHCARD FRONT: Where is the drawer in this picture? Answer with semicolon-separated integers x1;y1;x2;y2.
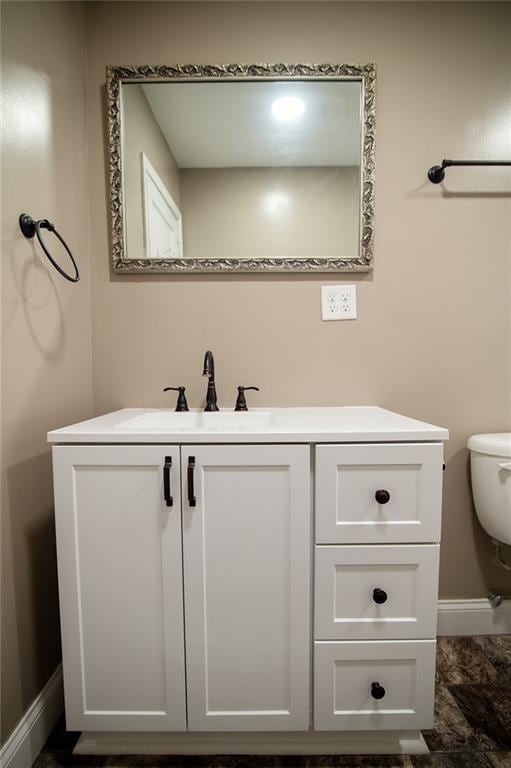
314;544;439;640
314;640;436;731
315;443;443;544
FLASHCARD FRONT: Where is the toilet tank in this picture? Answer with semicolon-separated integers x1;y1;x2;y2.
467;433;511;545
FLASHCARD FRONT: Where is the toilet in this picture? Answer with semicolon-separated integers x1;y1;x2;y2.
467;433;511;545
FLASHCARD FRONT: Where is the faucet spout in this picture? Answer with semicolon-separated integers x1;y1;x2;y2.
203;350;215;379
202;350;219;411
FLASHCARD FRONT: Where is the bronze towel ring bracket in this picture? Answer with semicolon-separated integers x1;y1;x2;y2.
19;213;80;283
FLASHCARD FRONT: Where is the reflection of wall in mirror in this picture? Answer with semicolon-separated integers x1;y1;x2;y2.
123;84;181;259
180;166;360;260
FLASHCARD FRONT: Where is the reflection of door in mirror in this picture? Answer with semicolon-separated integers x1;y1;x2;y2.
142;154;183;259
122;83;183;260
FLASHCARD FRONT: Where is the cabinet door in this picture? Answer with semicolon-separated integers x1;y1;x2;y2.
52;445;186;731
315;443;443;544
182;445;311;731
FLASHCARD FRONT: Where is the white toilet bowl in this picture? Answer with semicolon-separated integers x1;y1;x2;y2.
467;433;511;545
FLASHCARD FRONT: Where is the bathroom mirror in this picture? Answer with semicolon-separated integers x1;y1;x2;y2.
107;64;376;273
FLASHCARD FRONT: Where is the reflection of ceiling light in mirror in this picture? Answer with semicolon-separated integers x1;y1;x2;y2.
263;192;290;215
271;96;305;122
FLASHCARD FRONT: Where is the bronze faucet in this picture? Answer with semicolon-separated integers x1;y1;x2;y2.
202;350;219;411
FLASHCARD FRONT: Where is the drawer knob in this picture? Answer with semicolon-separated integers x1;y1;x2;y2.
375;489;390;504
371;682;386;700
373;588;388;604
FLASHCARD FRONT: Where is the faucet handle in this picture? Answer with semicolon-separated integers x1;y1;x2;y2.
234;386;260;412
163;386;189;412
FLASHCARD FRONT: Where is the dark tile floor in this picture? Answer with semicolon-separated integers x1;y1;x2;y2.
35;636;511;768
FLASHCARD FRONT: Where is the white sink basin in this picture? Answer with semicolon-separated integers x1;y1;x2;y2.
199;411;276;430
116;410;277;431
118;412;202;430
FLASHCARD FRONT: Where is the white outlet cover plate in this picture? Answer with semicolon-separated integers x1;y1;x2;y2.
321;284;357;321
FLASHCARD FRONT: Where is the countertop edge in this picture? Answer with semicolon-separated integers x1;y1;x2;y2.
47;430;449;444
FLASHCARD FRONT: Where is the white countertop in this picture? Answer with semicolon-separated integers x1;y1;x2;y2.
47;407;449;444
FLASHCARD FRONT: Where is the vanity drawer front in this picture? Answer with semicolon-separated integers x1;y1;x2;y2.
315;443;443;544
314;640;436;731
315;544;439;640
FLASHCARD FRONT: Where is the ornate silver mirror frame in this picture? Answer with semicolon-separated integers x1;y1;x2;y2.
106;63;376;274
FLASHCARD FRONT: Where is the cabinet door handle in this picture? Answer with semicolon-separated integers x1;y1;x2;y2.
188;456;196;507
375;489;390;504
371;682;386;700
373;588;388;604
163;456;173;507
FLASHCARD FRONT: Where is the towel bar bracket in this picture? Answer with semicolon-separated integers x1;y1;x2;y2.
428;159;511;184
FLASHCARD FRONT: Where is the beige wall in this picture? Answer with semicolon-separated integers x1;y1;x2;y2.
86;1;511;600
2;0;508;747
1;2;92;744
123;83;181;260
181;166;359;260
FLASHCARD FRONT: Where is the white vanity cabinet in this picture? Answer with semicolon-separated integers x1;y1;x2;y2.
181;445;310;731
313;442;442;732
52;442;311;733
48;406;448;754
52;445;186;732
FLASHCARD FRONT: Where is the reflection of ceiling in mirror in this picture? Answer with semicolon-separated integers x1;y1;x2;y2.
137;81;362;168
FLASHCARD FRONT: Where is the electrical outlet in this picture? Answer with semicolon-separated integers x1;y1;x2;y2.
321;285;357;321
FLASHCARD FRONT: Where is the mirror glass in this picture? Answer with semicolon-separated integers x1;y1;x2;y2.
108;66;375;273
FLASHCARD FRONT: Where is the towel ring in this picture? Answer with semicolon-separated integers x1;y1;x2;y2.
19;213;80;283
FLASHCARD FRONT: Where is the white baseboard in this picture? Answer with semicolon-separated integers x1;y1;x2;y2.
0;665;64;768
437;598;511;636
75;730;429;756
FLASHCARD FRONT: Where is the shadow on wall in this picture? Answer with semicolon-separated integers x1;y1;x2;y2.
407;181;511;200
7;232;66;361
4;452;62;708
